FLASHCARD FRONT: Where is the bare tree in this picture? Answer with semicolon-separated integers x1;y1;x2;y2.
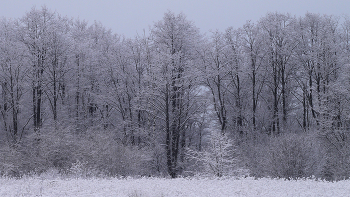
19;6;56;133
0;18;28;144
150;11;201;178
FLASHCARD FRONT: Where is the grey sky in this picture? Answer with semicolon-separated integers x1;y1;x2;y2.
1;0;349;37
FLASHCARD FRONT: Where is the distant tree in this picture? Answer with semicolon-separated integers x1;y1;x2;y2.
69;19;92;132
106;37;138;144
202;31;230;134
259;13;297;135
18;6;56;133
225;27;248;136
44;15;71;128
294;13;340;131
240;21;266;132
126;34;154;145
0;18;28;144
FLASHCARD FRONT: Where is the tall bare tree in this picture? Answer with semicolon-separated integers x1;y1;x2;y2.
150;11;201;177
19;6;56;133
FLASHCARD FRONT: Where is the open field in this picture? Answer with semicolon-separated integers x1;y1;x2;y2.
0;177;349;197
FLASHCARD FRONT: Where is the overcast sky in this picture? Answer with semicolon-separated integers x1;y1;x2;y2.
1;0;349;37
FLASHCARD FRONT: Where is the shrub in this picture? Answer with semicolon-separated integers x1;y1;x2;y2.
264;133;318;180
0;127;152;178
186;131;239;177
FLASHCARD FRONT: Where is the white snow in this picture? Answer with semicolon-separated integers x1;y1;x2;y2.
0;177;349;197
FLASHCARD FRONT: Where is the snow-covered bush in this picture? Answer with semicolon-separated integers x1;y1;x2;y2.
0;126;152;178
318;129;350;181
266;134;315;179
187;131;239;177
238;132;322;180
0;145;22;177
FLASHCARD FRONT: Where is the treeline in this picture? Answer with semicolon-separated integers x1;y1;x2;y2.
1;6;350;180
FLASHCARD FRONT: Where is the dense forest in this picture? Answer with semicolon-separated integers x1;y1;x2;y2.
1;6;350;181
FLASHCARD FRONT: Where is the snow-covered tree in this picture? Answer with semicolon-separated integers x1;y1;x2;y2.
19;6;56;133
187;130;237;177
150;11;202;178
259;13;297;135
0;18;28;144
240;21;266;133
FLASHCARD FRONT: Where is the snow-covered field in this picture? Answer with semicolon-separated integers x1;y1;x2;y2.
0;177;349;197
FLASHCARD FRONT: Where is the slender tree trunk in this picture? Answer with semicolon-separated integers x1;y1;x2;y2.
251;58;257;132
281;62;287;126
236;73;243;135
302;84;308;130
52;53;58;129
217;75;227;134
272;52;280;136
75;54;81;132
273;69;279;135
165;82;173;177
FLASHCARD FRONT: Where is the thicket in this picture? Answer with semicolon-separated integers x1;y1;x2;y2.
1;6;350;181
0;127;153;177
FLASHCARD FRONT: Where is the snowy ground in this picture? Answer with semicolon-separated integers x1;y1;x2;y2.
0;177;349;197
